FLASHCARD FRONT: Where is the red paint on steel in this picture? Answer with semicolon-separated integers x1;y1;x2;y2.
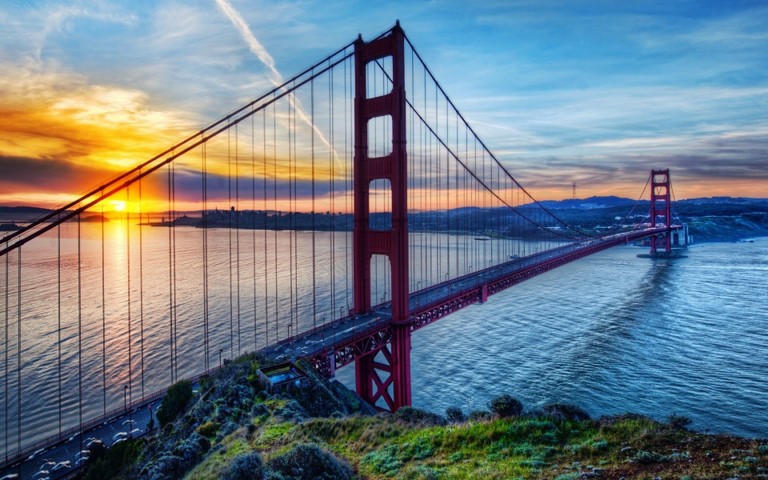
650;169;672;254
353;23;411;411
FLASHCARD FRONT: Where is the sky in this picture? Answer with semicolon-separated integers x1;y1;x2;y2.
1;0;767;208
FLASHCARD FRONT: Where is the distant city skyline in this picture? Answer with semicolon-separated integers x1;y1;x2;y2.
1;0;767;208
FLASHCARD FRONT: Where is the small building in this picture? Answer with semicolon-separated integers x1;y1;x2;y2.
257;363;308;394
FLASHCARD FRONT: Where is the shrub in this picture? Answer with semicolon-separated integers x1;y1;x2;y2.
488;394;523;418
395;406;446;426
667;414;692;430
554;474;580;480
267;443;353;480
224;451;264;480
541;403;591;422
468;410;493;422
83;438;142;480
445;406;466;423
633;450;666;464
157;379;194;428
173;432;209;470
196;421;218;437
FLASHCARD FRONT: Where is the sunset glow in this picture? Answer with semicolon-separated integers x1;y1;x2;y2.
110;200;127;212
1;1;766;209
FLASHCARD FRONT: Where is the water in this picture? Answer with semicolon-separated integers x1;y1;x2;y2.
0;219;530;458
343;238;768;438
1;226;766;461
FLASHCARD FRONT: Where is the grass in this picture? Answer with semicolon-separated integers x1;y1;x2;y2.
188;407;767;479
90;353;767;480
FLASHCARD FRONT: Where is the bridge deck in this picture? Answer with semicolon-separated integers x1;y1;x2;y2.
264;227;675;371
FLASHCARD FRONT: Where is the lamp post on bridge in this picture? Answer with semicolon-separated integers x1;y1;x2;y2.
219;348;223;368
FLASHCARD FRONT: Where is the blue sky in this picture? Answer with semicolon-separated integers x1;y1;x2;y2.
1;0;767;204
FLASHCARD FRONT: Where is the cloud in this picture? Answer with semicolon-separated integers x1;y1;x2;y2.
0;62;192;166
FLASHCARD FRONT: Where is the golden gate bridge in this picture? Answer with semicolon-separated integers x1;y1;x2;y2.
0;22;681;473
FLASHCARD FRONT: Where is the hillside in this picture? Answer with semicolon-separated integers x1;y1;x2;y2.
81;354;768;480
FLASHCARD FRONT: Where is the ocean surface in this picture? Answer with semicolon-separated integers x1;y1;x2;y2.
1;224;766;459
340;237;768;438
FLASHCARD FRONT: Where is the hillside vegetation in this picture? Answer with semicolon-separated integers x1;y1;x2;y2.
81;354;768;480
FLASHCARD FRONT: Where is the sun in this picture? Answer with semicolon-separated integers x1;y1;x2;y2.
110;200;127;212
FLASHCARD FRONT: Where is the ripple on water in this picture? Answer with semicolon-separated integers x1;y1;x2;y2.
377;241;768;438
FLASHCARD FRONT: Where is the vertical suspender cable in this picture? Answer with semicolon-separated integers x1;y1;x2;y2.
329;62;336;337
287;98;294;342
57;221;62;435
290;93;297;343
235;124;241;356
5;242;10;458
172;159;178;380
272;99;279;345
252;110;258;353
100;200;106;415
445;91;450;280
202;141;210;371
262;109;269;348
126;188;132;412
16;247;21;456
77;211;83;452
228;125;234;360
168;163;174;382
201;142;207;371
139;177;145;399
311;72;317;332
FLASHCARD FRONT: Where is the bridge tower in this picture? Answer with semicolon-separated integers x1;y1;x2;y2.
649;169;672;254
352;23;411;411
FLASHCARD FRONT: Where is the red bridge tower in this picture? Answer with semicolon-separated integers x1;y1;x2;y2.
352;24;411;411
650;169;672;254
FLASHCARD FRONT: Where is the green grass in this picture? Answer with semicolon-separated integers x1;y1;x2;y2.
120;352;768;480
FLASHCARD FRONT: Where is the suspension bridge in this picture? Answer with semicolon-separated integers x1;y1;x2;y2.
1;22;681;472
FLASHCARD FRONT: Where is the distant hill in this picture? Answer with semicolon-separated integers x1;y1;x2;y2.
0;206;53;222
538;195;642;210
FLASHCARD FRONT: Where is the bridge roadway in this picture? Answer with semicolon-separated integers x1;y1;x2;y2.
0;227;671;478
264;226;673;372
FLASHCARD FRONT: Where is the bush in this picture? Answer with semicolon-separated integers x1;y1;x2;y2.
667;414;692;430
267;443;353;480
468;410;493;422
157;380;194;428
83;438;143;480
633;450;666;464
224;452;264;480
445;406;466;423
196;421;218;437
395;407;446;426
488;394;523;418
174;432;209;470
541;403;591;422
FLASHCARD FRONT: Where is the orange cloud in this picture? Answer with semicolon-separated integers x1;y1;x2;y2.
0;62;196;206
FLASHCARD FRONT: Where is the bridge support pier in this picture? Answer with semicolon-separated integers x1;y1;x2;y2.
352;23;411;411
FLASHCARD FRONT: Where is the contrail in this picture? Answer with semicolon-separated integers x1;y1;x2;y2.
213;0;343;170
213;0;282;84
